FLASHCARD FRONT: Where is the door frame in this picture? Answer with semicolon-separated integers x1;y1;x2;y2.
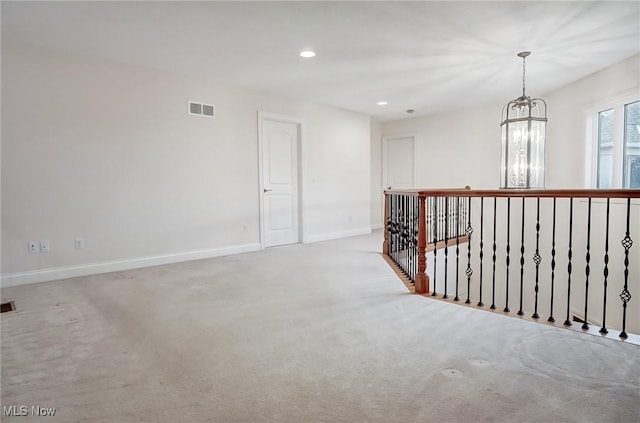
257;111;304;249
382;134;416;190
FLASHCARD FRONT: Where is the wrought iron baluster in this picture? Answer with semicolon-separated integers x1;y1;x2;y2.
548;198;556;323
441;197;445;241
413;197;423;279
411;197;422;280
620;197;633;339
406;195;410;279
443;197;450;299
491;197;497;310
532;197;542;319
398;194;402;263
465;197;473;304
432;197;439;296
387;194;395;260
405;195;409;279
504;197;511;313
478;197;484;307
399;194;404;269
455;197;461;301
564;198;574;327
583;198;592;330
518;197;526;316
600;198;610;334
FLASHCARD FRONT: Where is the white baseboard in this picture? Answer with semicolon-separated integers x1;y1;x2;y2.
1;243;262;288
371;223;383;230
305;227;371;243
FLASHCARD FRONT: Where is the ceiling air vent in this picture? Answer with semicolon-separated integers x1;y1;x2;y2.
189;101;215;118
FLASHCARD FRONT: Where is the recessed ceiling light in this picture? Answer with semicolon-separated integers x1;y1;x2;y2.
300;50;316;58
377;101;388;106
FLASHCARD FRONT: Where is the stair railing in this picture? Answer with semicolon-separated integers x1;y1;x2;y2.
383;188;640;342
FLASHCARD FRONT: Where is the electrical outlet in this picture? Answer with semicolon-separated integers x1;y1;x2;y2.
75;238;84;250
28;241;39;254
39;240;50;253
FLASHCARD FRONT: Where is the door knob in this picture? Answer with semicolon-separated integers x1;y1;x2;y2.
263;188;272;193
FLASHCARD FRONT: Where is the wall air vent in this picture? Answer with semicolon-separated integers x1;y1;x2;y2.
189;101;215;118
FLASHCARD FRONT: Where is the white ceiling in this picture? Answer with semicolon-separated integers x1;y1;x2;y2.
3;1;639;121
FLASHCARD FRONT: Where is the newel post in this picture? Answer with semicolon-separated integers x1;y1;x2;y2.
383;192;389;255
415;194;430;294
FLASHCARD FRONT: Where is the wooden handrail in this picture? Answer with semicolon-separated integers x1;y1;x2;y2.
384;186;471;196
384;188;640;198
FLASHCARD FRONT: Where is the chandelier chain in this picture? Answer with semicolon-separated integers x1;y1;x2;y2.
522;55;527;97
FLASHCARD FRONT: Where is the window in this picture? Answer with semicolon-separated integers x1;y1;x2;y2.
623;101;640;188
591;97;640;188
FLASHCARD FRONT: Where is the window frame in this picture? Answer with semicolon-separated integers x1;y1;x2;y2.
586;91;640;189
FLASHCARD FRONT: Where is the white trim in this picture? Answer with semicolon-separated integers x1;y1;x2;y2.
304;227;371;244
257;111;304;248
0;243;261;288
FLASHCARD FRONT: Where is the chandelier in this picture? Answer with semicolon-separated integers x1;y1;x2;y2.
500;51;548;189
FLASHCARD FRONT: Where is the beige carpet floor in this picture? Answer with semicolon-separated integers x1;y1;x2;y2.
1;232;639;422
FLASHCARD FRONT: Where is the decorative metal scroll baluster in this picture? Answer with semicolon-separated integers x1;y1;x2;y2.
455;197;461;301
403;196;411;276
532;197;542;319
491;197;497;310
387;194;391;256
414;196;419;280
443;197;450;299
404;196;409;279
432;197;439;296
399;195;404;271
600;198;610;335
583;198;592;330
465;197;473;304
504;198;511;313
564;198;574;327
620;197;633;339
518;197;526;316
388;195;394;262
548;198;556;323
478;197;484;307
405;195;410;279
386;193;421;283
398;195;402;259
411;197;422;280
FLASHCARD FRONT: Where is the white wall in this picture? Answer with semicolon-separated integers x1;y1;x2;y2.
370;118;383;228
1;41;371;286
382;105;501;190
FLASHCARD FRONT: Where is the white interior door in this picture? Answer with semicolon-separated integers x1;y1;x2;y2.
260;116;300;247
384;136;415;189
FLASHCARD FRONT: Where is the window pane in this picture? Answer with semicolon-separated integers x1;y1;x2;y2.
597;109;614;188
624;101;640;188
